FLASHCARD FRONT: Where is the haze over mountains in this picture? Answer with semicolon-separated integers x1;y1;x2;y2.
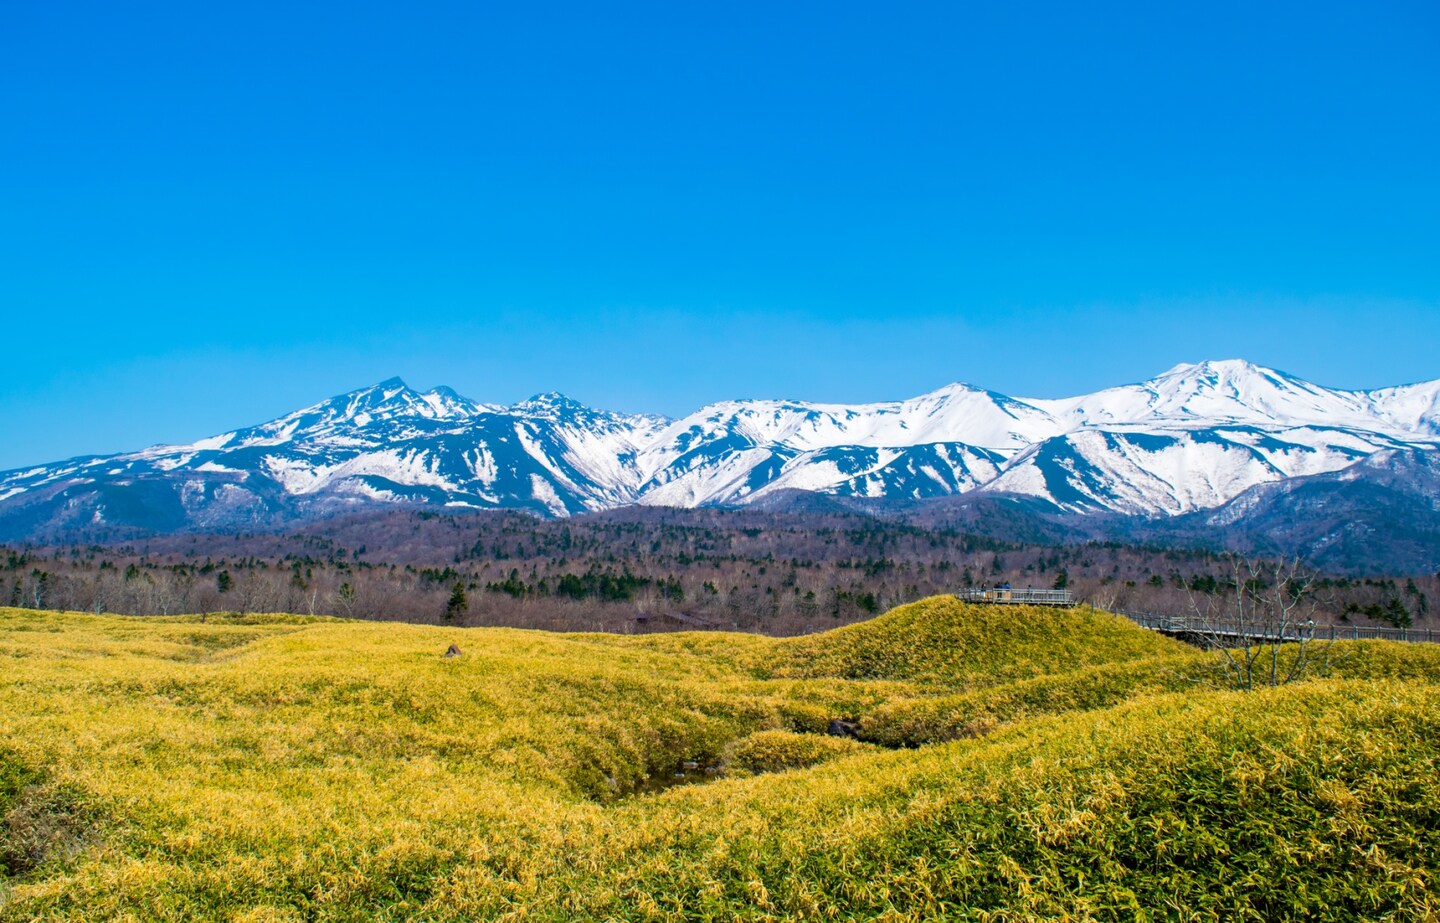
3;360;1439;553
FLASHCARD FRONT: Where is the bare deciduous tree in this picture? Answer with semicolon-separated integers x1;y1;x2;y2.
1189;554;1334;690
333;581;357;618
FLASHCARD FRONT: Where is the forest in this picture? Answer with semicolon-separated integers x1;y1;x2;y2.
3;507;1433;635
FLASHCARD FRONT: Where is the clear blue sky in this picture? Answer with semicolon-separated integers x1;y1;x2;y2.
2;1;1438;469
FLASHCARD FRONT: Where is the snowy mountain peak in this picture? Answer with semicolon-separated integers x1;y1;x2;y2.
326;377;417;408
510;391;597;418
1;360;1437;535
1150;359;1309;396
1024;359;1393;433
418;386;492;419
1158;358;1265;377
911;380;1049;412
319;378;440;420
920;381;987;396
516;390;575;406
1147;360;1381;427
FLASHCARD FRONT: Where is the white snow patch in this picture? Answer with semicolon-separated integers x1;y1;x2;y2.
529;475;570;517
195;461;240;473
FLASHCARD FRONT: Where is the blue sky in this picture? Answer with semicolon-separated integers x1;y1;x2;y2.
2;1;1438;469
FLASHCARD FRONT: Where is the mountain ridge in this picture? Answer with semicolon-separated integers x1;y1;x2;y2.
2;359;1437;541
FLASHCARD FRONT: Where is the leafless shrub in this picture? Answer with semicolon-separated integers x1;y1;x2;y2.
1188;553;1336;690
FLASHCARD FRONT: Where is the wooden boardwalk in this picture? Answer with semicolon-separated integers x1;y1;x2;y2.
1115;608;1440;647
957;588;1076;607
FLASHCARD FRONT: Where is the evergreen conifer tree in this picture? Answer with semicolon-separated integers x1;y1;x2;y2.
445;582;468;621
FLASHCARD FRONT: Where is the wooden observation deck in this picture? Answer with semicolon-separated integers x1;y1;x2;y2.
957;587;1076;607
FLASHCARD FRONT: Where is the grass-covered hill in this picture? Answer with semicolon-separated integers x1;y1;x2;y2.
1;598;1438;921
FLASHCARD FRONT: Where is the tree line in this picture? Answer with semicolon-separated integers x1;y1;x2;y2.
2;508;1434;635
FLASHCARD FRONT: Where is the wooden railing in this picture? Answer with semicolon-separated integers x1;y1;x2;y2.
957;588;1076;607
1114;608;1439;646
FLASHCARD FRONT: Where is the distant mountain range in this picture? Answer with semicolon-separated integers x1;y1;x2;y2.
3;360;1438;568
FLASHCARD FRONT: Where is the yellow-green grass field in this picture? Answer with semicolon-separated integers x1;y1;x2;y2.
2;598;1438;921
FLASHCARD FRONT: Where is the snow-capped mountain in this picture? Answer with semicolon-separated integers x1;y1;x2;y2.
1148;448;1440;572
628;384;1043;507
1;360;1437;539
1029;359;1421;431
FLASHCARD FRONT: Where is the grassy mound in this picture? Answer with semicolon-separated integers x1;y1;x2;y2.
558;679;1440;922
0;599;1436;921
771;597;1189;688
856;651;1207;747
723;729;869;775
